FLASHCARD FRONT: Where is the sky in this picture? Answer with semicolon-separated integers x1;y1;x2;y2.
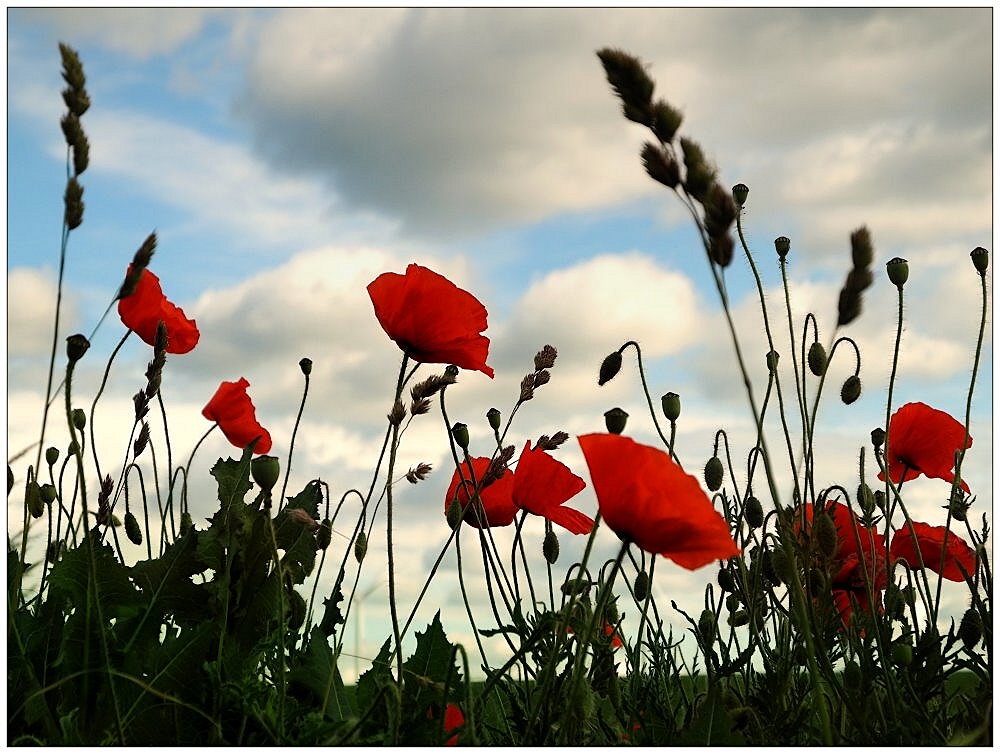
6;7;994;680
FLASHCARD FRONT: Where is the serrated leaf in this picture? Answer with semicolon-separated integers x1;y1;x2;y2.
130;529;210;628
356;638;394;709
284;479;322;518
319;567;346;637
47;539;141;619
287;626;352;721
210;447;255;512
402;611;462;701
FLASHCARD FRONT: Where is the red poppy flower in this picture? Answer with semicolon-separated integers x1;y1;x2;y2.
444;456;517;528
567;620;624;649
427;703;464;746
878;402;972;493
797;501;888;627
577;433;739;569
889;521;977;582
368;263;494;377
202;377;272;454
117;266;200;354
512;441;592;535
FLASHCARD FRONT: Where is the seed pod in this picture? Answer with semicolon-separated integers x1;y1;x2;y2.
807;342;827;376
634;570;650;602
486;407;502;431
39;483;57;505
886;257;909;289
970;246;989;275
698;609;717;644
871;427;886;450
774;236;791;259
251;455;281;494
891;642;913;667
704;456;724;492
604;407;629;435
124;511;143;545
543;529;560;564
840;375;862;405
731;183;749;208
45;446;60;467
354;531;368;563
317;519;332;550
450;422;470;451
959;607;983;649
66;333;90;364
661;392;681;422
71;408;87;431
299;357;313;376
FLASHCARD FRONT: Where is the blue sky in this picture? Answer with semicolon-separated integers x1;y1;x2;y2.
7;8;993;678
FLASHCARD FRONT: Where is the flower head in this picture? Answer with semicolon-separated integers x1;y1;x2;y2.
202;377;272;454
368;263;494;377
512;441;592;535
577;433;739;569
117;266;199;354
426;702;464;746
444;456;517;529
879;402;972;493
890;521;977;582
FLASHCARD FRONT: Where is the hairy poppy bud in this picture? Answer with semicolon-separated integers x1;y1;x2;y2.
451;422;470;451
661;392;681;422
970;246;989;275
728;609;750;627
124;511;143;545
959;607;983;649
446;498;463;530
731;183;749;208
354;531;368;563
840;375;862;405
717;567;736;592
770;547;794;586
543;529;560;564
26;482;44;518
813;510;839;560
598;350;623;386
45;447;60;467
704;456;724;492
698;609;717;643
486;407;502;431
871;427;885;450
299;357;313;376
744;496;763;529
807;341;827;377
774;236;791;259
317;519;332;550
251;455;280;494
604;407;629;435
634;570;650;602
66;333;90;364
857;483;875;516
886;257;909;289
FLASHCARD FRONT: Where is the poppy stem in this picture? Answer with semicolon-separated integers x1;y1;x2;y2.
385;354;409;683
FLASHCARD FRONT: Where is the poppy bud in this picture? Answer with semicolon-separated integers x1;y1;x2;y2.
774;236;791;259
39;483;57;505
543;529;560;564
124;511;143;545
743;496;763;529
884;583;905;620
728;609;750;628
661;392;681;422
299;357;313;376
598;350;623;386
66;333;90;364
725;593;741;612
873;489;886;512
766;350;780;374
947;490;971;522
959;607;983;649
891;642;913;667
813;510;839;560
857;483;875;516
451;422;470;451
704;456;724;492
840;375;862;405
317;519;332;550
634;570;650;602
446;498;463;530
698;609;717;643
24;480;45;518
67;440;80;456
807;567;827;595
251;455;281;494
604;407;629;435
886;257;909;289
871;427;885;450
807;342;827;377
970;246;989;275
770;547;794;586
731;183;749;208
45;446;60;467
354;531;368;563
717;567;735;592
486;407;502;431
901;585;916;607
180;511;194;536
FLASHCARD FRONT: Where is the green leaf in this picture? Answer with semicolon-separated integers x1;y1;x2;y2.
210;448;255;513
287;626;352;721
673;685;745;746
284;479;323;518
47;538;141;619
401;611;462;710
318;567;346;637
130;529;210;629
